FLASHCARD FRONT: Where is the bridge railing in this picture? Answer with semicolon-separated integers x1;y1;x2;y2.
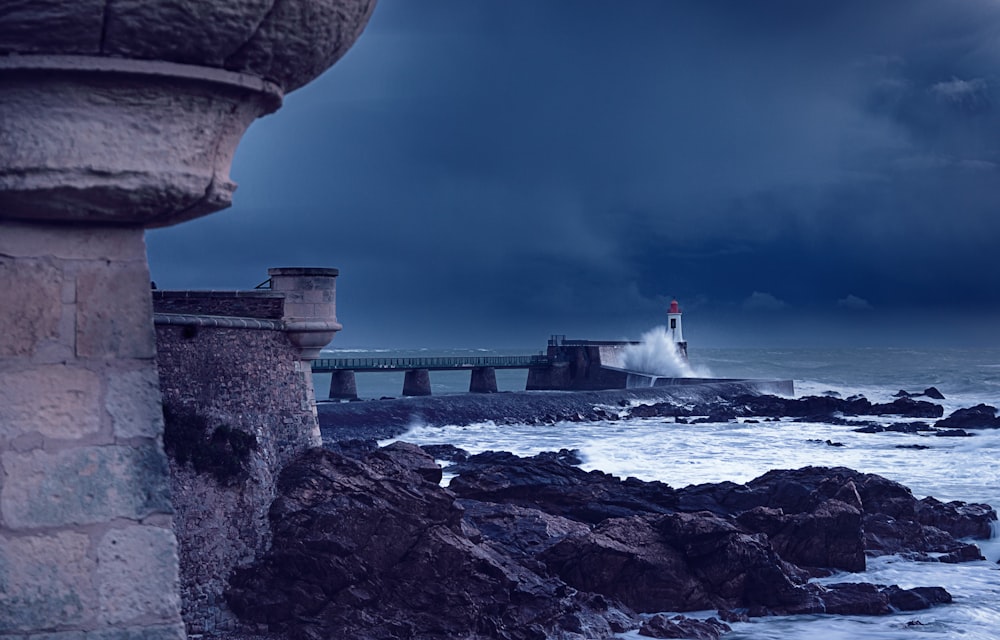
311;354;550;371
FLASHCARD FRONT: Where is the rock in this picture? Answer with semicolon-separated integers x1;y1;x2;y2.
226;447;975;637
638;615;731;639
934;429;973;437
227;448;637;639
420;444;470;463
893;387;945;400
449;450;679;524
868;398;943;418
679;466;993;563
736;498;865;572
884;585;952;610
935;404;1000;430
539;511;810;613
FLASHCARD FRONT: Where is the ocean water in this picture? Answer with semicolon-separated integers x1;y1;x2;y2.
314;345;1000;639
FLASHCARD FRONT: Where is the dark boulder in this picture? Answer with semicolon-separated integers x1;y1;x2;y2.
853;421;932;434
893;387;945;400
935;404;1000;430
539;512;811;614
868;398;943;418
420;443;471;463
638;615;731;639
735;498;865;572
935;429;973;437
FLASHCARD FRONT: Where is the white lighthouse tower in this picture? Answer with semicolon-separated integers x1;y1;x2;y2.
667;299;688;360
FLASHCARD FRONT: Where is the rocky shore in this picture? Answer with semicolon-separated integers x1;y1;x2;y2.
203;387;1000;639
222;440;993;639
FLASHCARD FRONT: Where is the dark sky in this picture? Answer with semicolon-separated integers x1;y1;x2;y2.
147;0;1000;348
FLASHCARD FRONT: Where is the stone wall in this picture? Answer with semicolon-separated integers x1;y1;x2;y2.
155;318;320;635
152;291;285;320
0;223;184;639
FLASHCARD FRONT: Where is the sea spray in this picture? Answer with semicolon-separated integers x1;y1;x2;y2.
621;326;705;378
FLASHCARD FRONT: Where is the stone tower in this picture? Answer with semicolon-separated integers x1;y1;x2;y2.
0;3;375;638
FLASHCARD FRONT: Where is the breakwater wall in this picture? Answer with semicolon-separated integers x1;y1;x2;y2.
318;380;795;443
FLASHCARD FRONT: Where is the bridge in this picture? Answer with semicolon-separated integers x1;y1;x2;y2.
312;354;551;397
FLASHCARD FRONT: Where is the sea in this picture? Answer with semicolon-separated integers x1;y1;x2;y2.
313;342;1000;640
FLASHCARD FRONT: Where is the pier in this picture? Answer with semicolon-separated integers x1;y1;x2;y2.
313;334;793;399
313;354;550;397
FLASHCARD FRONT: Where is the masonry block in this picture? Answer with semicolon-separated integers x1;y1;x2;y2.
0;257;63;357
76;258;155;359
0;223;148;262
0;365;101;442
0;531;96;633
106;368;165;439
97;526;182;625
1;445;172;529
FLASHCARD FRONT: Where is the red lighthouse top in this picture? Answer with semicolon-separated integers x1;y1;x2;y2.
668;300;681;314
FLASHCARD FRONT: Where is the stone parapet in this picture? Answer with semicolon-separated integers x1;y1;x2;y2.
152;291;286;320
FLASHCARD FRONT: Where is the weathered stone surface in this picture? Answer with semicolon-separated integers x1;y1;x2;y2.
0;1;104;54
0;257;63;357
107;368;165;439
0;365;101;442
97;526;183;625
103;0;273;66
1;445;172;529
224;0;377;91
76;260;155;358
0;1;376;93
154;305;330;631
0;222;148;262
0;531;95;632
0;58;280;226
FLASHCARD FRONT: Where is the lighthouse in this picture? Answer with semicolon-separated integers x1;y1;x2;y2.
667;299;688;360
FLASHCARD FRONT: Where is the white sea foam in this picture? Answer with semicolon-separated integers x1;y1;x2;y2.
621;326;707;378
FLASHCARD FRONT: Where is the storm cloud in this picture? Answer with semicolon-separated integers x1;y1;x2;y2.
147;0;1000;348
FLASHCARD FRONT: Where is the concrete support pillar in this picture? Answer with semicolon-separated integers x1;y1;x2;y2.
329;370;359;400
403;369;433;396
0;223;184;637
469;367;498;393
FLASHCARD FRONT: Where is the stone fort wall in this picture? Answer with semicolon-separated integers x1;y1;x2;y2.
153;280;333;636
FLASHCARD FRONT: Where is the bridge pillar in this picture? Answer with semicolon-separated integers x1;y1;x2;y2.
329;370;359;400
403;369;432;396
469;367;498;393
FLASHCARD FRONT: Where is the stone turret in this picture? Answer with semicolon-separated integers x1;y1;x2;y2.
269;267;344;360
0;3;375;638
